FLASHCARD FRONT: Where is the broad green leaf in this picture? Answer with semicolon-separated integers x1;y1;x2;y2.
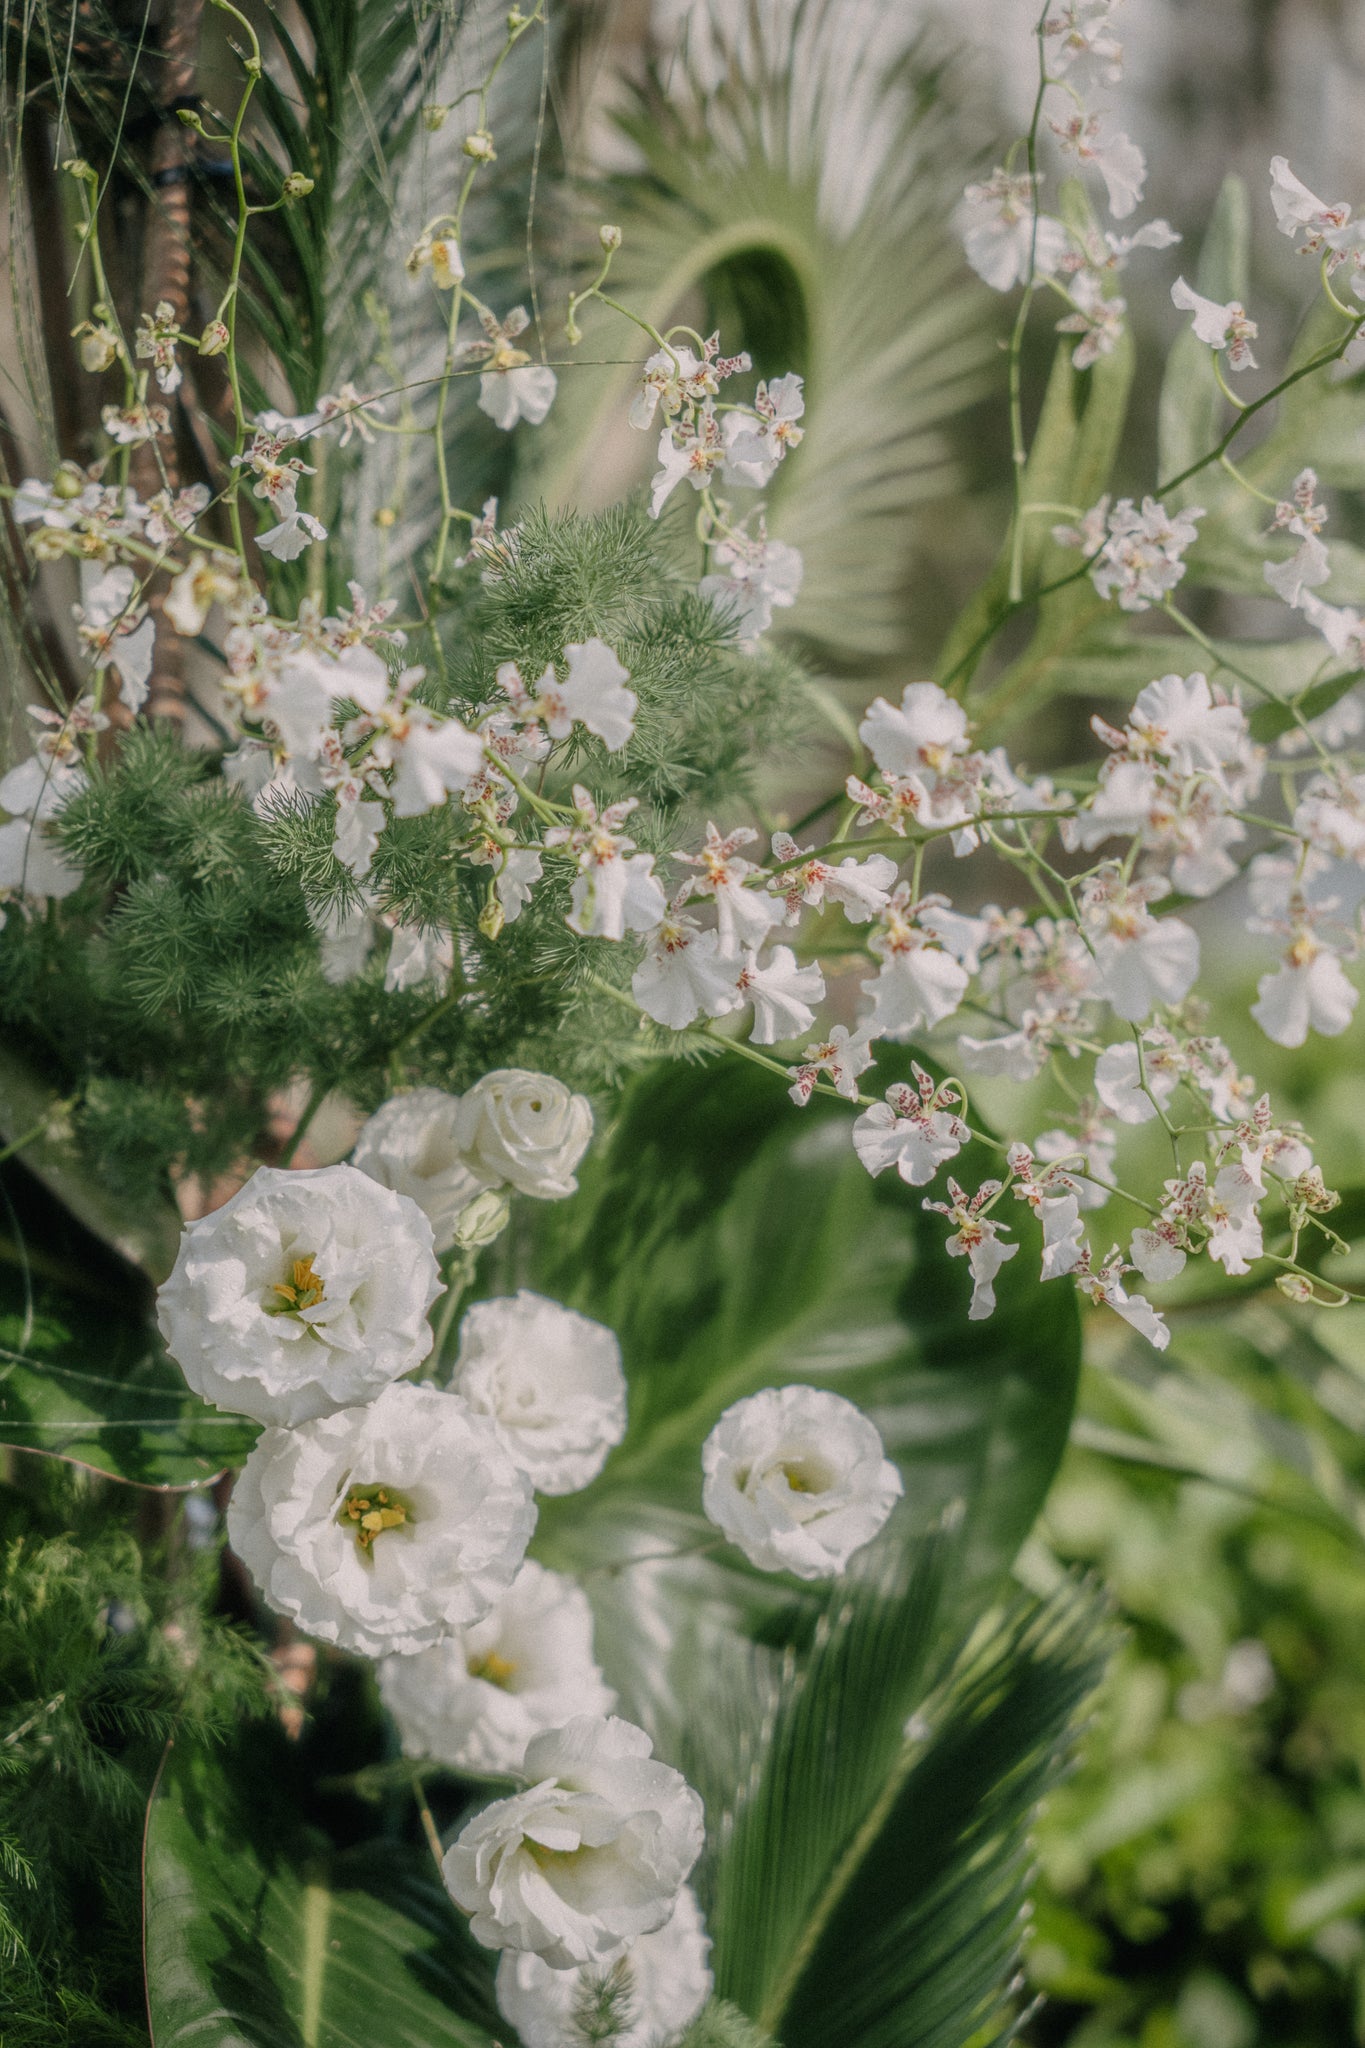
0;1045;181;1279
1157;176;1250;493
513;1059;1080;1604
0;1265;255;1489
144;1735;498;2048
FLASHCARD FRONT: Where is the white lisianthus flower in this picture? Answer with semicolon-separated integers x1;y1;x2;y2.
701;1385;903;1579
443;1716;705;1969
156;1164;442;1427
379;1560;615;1774
351;1088;489;1253
227;1381;536;1656
452;1291;627;1495
456;1069;593;1200
495;1886;713;2048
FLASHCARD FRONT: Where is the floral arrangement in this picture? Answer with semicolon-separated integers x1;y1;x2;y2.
4;2;1365;2044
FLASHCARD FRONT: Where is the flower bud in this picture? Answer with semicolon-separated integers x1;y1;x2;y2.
598;223;622;252
176;109;207;134
78;325;120;374
422;103;449;131
452;1187;512;1250
52;462;87;500
281;171;315;200
564;311;582;346
478;894;505;940
198;319;229;357
374;505;397;529
463;129;496;162
1275;1273;1315;1303
62;158;95;184
507;6;526;24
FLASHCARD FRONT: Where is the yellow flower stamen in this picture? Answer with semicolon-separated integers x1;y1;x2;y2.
468;1649;518;1688
339;1483;410;1552
268;1254;326;1314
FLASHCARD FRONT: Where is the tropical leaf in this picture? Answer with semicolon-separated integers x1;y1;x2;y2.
704;1530;955;2026
780;1583;1110;2048
511;1056;1080;1599
526;0;996;670
0;1255;254;1489
683;1526;1110;2044
479;1055;1082;1761
143;1733;500;2048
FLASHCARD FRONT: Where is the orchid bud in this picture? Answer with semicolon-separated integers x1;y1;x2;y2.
78;325;119;374
478;894;505;940
463;129;496;163
422;103;449;131
53;462;87;500
598;224;622;252
282;171;314;201
198;320;230;357
1275;1273;1314;1302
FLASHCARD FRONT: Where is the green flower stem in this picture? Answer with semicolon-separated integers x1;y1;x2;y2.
208;0;265;569
1005;6;1053;606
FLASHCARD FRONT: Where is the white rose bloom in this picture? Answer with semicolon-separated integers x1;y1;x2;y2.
156;1164;442;1427
495;1885;713;2048
378;1560;615;1773
456;1069;593;1200
701;1384;903;1579
351;1088;488;1252
227;1381;536;1656
443;1715;705;1969
452;1291;627;1495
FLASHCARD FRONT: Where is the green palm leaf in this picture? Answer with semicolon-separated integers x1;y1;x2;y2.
783;1585;1111;2048
527;0;996;670
690;1555;1109;2047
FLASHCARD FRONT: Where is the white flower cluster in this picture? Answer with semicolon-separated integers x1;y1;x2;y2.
957;2;1179;369
155;1074;622;1684
622;329;806;648
350;1070;593;1250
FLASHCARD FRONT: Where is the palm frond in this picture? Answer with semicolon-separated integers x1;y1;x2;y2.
527;0;997;673
696;1557;1111;2048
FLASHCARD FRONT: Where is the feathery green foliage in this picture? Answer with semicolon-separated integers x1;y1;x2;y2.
0;1459;266;2046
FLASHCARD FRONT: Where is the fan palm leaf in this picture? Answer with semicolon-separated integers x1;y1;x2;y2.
526;0;997;673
